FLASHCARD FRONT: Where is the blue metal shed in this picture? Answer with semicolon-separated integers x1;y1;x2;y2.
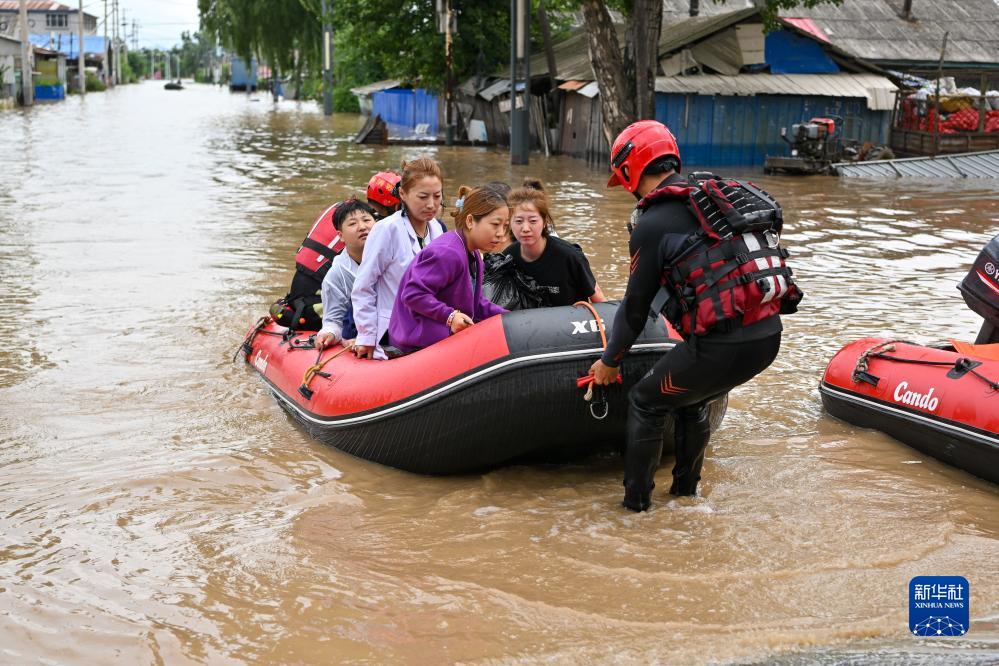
654;74;896;168
371;88;440;138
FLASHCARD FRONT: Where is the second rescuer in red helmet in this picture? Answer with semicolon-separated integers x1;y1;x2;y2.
591;119;792;512
366;171;402;219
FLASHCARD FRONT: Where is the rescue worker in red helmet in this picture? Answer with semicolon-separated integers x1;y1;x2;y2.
366;171;402;219
590;120;793;512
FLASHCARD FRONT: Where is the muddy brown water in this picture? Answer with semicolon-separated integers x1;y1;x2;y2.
1;82;997;664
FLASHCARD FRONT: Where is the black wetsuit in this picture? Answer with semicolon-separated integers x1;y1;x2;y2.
603;172;783;510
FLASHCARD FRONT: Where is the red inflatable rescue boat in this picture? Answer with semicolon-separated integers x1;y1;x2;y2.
239;302;727;474
820;234;999;485
820;339;998;484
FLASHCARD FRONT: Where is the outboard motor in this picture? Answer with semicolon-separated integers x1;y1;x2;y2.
958;233;999;344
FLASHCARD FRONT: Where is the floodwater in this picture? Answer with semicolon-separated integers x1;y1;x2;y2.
1;82;997;664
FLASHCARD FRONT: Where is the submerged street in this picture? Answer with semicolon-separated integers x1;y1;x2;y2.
1;82;998;663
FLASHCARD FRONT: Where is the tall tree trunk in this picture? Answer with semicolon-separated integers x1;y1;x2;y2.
581;0;635;146
630;0;663;120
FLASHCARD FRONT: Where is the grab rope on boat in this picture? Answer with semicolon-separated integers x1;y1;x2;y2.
572;301;621;420
234;316;282;362
853;339;998;392
298;344;352;400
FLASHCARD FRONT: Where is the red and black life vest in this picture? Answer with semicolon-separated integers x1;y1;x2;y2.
638;174;802;337
269;203;345;331
294;202;346;281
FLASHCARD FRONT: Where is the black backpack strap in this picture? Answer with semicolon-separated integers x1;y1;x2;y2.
289;296;309;329
649;285;671;318
301;237;340;263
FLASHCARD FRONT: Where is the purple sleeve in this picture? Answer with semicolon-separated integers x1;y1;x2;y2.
398;246;462;323
476;296;507;321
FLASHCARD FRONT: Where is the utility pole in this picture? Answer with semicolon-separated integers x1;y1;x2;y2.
121;8;126;77
114;2;121;84
103;0;109;84
321;0;332;115
112;0;118;84
437;0;456;145
17;0;32;105
510;0;531;164
77;0;86;94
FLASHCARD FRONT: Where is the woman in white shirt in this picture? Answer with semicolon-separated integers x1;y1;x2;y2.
351;157;447;359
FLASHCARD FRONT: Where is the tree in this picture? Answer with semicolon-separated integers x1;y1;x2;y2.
331;0;571;91
198;0;322;78
177;32;216;81
198;0;574;110
580;0;843;146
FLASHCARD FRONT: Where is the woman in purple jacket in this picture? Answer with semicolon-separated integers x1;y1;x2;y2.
389;186;511;353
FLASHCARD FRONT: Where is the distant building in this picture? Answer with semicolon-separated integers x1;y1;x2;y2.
27;33;106;91
0;1;98;37
351;80;442;141
0;33;20;100
459;6;897;168
349;0;999;164
0;32;67;103
775;0;999;156
229;56;258;92
776;0;999;78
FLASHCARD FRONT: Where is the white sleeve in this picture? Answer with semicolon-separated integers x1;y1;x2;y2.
351;222;393;347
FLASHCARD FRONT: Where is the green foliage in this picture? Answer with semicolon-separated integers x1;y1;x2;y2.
331;0;574;91
120;52;137;83
197;0;575;100
199;0;320;75
298;72;322;102
85;72;107;92
177;31;217;80
195;0;841;116
127;50;148;80
333;83;360;113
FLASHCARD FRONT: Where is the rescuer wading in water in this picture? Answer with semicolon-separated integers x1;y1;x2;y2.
589;120;802;512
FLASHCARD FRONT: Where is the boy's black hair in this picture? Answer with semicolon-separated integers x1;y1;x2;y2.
333;198;376;230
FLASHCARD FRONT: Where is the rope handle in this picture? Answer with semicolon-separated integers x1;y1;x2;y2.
234;315;273;362
571;301;616;420
852;339;998;392
572;300;607;347
298;343;352;399
852;339;912;385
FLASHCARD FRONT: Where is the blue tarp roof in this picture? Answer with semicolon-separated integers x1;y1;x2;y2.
29;34;107;59
765;30;839;75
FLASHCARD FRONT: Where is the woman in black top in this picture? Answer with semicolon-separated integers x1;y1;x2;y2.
504;180;606;307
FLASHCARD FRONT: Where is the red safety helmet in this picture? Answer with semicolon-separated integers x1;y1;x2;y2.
606;120;681;192
366;171;402;208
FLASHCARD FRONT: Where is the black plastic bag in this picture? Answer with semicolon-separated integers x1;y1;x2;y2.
483;252;545;310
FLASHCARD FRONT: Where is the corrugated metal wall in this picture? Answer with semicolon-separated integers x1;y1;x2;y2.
558;93;609;163
655;93;890;167
371;88;440;135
